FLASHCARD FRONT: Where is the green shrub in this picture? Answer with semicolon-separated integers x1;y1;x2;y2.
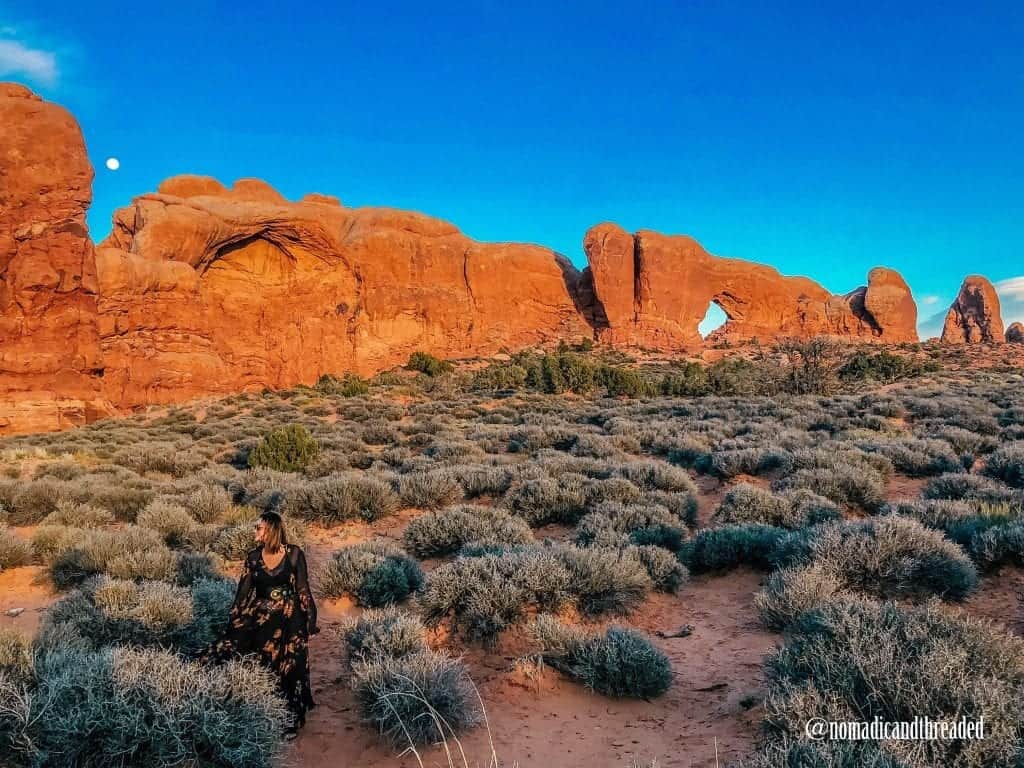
403;505;533;558
316;372;370;396
681;524;786;573
531;616;672;699
248;424;320;473
406;351;454;377
342;606;426;668
838;350;931;383
318;542;424;606
352;649;481;748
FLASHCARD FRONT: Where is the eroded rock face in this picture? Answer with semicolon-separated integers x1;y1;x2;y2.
582;223;919;347
0;84;110;433
97;177;590;406
941;276;1004;344
1007;322;1024;344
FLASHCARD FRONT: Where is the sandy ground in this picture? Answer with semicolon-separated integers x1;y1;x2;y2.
288;567;777;768
3;473;1021;768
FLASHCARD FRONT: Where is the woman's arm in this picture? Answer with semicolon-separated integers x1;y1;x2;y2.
229;552;256;619
293;547;319;636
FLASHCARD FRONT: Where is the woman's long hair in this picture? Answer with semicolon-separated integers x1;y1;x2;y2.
260;511;289;554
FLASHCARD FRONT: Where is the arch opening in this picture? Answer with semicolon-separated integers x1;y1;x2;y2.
698;301;729;339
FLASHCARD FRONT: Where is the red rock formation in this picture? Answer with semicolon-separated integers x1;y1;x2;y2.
582;224;918;347
941;276;1004;344
96;177;591;406
0;84;110;433
1007;322;1024;344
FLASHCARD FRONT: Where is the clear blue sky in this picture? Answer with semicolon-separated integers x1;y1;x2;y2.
3;1;1022;336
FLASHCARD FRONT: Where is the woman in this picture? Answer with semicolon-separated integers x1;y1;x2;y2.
202;511;319;738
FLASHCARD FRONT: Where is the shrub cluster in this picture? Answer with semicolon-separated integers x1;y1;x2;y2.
248;424;321;472
530;616;673;699
318;542;424;607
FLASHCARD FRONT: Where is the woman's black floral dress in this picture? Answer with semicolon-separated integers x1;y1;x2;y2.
202;544;318;726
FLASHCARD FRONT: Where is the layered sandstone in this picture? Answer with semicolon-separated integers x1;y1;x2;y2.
97;177;590;406
941;276;1004;344
583;224;918;347
1007;323;1024;344
0;84;110;433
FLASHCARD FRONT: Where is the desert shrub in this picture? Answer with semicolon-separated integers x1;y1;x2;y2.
248;424;320;473
754;566;846;630
681;524;786;573
318;542;424;606
397;468;464;510
838;350;932;384
761;598;1024;768
774;517;978;602
403;505;533;558
7;645;287;768
0;525;32;571
631;545;689;592
502;475;589;526
316;372;369;396
183;485;233;524
555;546;652;616
923;472;1019;503
711;484;788;528
406;351;454;377
773;463;885;512
40;576;233;656
175;551;225;586
5;478;70;525
352;649;481;748
699;447;792;479
660;361;711;396
643;489;699;528
420;549;571;642
962;519;1024;572
983;443;1024;488
615;460;697;494
40;500;114;529
283;473;400;523
451;463;514;498
48;526;177;589
574;501;685;550
342;606;427;669
136;499;199;548
859;437;964;477
530;616;672;699
0;627;32;686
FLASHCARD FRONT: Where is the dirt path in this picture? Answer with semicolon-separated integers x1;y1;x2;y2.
288;568;777;768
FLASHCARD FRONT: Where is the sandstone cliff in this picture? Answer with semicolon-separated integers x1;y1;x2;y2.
0;85;936;434
0;84;111;433
97;176;591;406
941;276;1004;344
583;224;918;347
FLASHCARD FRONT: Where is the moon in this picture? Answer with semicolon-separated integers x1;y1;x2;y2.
105;157;120;171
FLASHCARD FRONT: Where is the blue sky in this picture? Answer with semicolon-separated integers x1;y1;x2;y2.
2;1;1022;337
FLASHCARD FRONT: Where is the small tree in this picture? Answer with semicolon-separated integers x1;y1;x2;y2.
248;424;320;472
776;337;842;395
